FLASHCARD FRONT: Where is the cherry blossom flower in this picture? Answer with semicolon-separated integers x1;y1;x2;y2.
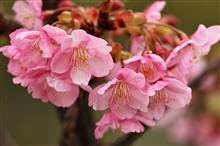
141;77;191;122
166;25;220;83
124;53;166;83
89;68;149;119
51;29;114;86
1;25;67;86
13;0;43;30
95;112;144;139
0;25;80;107
144;1;166;21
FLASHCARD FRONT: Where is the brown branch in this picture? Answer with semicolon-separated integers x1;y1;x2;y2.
59;90;100;146
0;12;20;35
43;0;62;10
59;104;80;146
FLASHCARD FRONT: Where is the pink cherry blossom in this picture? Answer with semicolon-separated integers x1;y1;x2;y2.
95;112;144;139
0;25;80;107
89;68;149;119
13;0;43;30
51;29;114;86
1;25;66;86
28;73;79;107
124;53;166;83
144;1;166;21
166;25;220;83
142;77;192;122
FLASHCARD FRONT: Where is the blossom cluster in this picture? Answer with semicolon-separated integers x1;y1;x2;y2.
1;0;220;139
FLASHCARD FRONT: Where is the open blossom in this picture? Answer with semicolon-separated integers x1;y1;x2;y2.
124;53;166;83
1;25;67;86
0;25;80;107
13;0;43;30
89;68;149;119
95;112;144;139
166;25;220;83
144;1;166;21
51;29;114;86
142;77;192;122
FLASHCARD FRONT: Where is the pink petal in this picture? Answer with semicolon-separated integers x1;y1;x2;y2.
134;114;156;127
95;125;109;139
117;68;145;89
110;102;137;119
46;76;72;92
106;62;122;81
97;78;118;95
87;34;112;55
71;67;92;85
144;1;166;21
26;0;42;16
0;45;18;58
89;85;112;110
151;105;166;120
151;80;168;91
120;120;144;133
42;25;67;44
145;54;166;71
8;59;24;76
89;54;114;77
124;55;142;71
48;85;79;107
71;29;89;47
164;78;192;108
39;32;56;58
207;25;220;45
191;24;208;46
130;36;144;55
51;52;71;74
128;88;149;112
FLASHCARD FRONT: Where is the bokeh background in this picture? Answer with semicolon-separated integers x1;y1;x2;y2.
0;0;219;146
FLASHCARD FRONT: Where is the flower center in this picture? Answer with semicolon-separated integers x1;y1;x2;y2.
110;82;130;106
150;89;169;106
140;62;156;80
72;47;89;68
31;38;43;55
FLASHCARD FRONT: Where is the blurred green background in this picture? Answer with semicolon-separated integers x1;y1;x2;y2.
0;0;219;146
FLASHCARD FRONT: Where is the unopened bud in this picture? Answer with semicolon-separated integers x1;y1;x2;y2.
58;11;73;23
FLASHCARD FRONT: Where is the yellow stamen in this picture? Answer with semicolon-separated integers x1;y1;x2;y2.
110;82;130;106
150;90;169;106
72;47;89;68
